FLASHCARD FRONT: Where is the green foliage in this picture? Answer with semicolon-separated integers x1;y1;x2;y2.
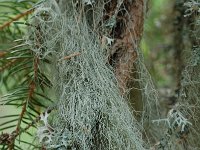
0;0;53;149
141;0;174;88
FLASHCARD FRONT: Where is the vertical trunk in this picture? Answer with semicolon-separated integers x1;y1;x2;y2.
167;0;200;149
105;0;148;127
173;0;194;89
107;0;145;94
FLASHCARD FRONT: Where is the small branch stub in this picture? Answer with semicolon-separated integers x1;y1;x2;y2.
58;52;81;62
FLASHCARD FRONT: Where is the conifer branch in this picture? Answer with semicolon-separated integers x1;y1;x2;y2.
0;9;34;31
8;57;39;149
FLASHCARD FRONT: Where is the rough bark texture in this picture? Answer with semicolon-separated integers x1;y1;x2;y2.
106;0;145;94
104;1;157;144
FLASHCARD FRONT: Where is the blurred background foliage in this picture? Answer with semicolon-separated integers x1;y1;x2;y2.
0;0;190;149
141;0;175;88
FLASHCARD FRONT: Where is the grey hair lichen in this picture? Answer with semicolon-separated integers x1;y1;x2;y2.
26;0;148;149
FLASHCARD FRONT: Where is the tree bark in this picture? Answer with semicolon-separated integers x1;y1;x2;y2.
106;0;145;94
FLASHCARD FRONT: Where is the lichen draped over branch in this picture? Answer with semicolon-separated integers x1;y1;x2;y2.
26;0;151;149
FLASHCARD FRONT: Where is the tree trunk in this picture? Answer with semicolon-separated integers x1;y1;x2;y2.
106;0;145;94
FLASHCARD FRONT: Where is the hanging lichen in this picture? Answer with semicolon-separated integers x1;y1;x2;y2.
26;0;149;149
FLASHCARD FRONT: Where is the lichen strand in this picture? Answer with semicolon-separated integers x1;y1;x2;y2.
27;0;147;149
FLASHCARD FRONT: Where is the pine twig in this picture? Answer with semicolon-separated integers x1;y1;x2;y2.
0;51;7;57
0;9;34;31
0;106;56;149
8;57;39;149
0;59;18;72
60;52;81;61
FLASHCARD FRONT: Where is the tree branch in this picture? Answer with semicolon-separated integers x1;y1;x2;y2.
0;9;34;31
